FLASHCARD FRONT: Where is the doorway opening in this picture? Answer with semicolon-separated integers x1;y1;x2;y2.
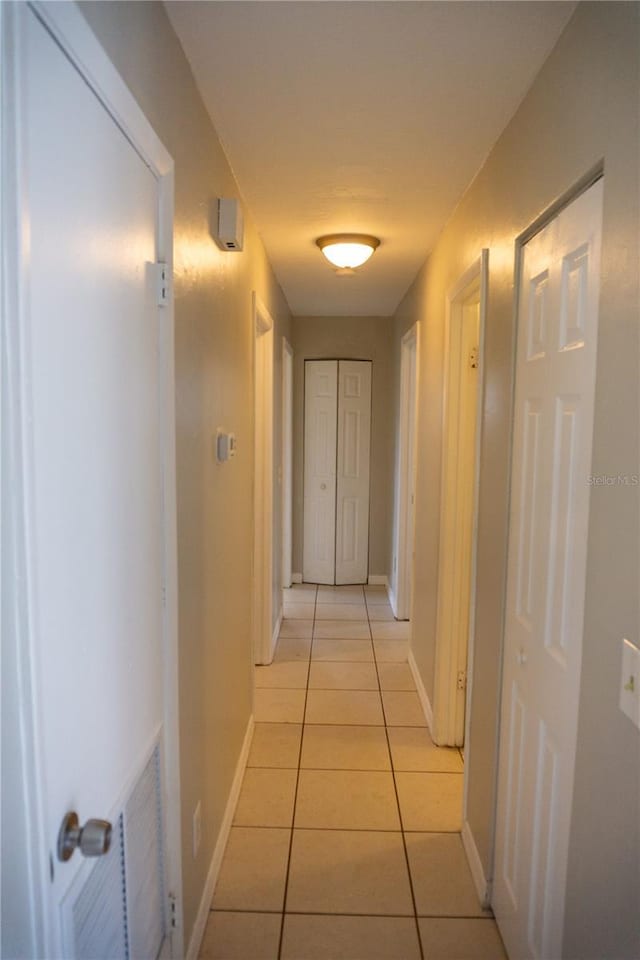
433;252;488;748
391;323;419;620
282;338;294;590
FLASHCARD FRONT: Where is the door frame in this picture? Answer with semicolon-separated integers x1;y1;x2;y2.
392;323;420;620
281;338;294;589
433;251;488;747
253;293;275;664
1;2;183;955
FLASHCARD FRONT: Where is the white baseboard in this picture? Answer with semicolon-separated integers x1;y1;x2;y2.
186;715;255;960
461;819;491;908
291;572;302;584
408;648;433;734
367;574;389;587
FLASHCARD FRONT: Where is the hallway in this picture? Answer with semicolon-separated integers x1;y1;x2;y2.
199;585;506;959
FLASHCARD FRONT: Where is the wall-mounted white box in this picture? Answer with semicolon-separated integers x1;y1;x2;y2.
213;198;244;252
620;638;640;730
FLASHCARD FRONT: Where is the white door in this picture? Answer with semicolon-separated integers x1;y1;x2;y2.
303;360;339;584
493;180;603;959
303;360;372;584
8;6;178;956
282;339;294;589
335;360;372;584
393;326;418;619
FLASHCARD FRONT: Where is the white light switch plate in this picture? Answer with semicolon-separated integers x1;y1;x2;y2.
619;638;640;730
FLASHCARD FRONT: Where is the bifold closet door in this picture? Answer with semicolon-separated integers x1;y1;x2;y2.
335;360;372;584
303;360;339;584
303;359;372;585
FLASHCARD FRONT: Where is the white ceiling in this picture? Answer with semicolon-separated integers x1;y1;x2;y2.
166;1;576;316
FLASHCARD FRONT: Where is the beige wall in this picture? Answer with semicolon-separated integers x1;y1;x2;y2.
291;317;395;581
393;4;639;957
79;2;291;947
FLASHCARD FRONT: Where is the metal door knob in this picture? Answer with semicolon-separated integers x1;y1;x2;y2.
320;482;327;490
516;648;528;666
57;811;112;862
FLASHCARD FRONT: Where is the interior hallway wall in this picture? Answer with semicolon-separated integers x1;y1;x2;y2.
79;2;292;947
393;4;639;957
291;317;395;582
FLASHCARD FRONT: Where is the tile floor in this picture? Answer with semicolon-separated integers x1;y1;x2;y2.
200;584;507;960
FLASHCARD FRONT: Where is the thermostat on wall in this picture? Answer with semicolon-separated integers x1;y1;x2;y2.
215;429;236;463
213;198;244;252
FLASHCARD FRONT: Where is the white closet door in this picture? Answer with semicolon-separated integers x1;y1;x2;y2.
336;361;372;584
303;361;338;583
493;180;603;960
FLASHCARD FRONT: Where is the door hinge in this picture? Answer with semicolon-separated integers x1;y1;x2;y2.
168;891;178;929
156;262;170;307
469;347;479;369
457;670;467;691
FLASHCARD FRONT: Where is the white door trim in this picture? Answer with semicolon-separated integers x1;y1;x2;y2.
1;2;182;955
392;323;420;620
253;293;274;664
433;251;488;747
281;338;294;590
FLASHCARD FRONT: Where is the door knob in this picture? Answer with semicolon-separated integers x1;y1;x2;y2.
57;811;112;862
320;482;327;490
516;648;528;666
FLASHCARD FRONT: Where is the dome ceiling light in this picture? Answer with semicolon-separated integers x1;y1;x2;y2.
316;234;380;272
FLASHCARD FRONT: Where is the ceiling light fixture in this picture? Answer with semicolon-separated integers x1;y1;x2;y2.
316;234;380;270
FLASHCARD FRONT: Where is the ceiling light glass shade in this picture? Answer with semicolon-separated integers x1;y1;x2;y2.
316;234;380;269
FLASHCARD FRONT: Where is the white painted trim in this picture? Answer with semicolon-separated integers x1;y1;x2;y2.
367;574;389;587
393;323;419;621
185;717;255;960
387;583;399;618
291;572;303;584
270;608;283;663
433;253;487;747
461;820;491;908
2;5;183;955
281;338;294;589
252;293;274;666
408;649;434;733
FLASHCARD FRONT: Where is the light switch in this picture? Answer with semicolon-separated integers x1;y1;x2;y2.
619;638;640;730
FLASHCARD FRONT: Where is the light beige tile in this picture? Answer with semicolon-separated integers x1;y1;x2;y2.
300;724;390;770
283;602;315;620
286;829;414;916
281;915;421;960
233;768;298;827
311;639;374;661
308;661;378;690
317;585;365;603
255;660;309;689
382;690;427;726
377;663;416;691
254;688;306;723
371;621;410;640
295;769;400;830
305;689;384;725
274;638;312;662
199;912;281;960
374;640;409;662
419;918;507;959
366;604;396;621
316;603;368;620
284;586;317;604
212;827;290;911
387;727;464;772
395;772;463;831
248;723;302;769
313;621;371;640
405;833;487;917
278;619;313;639
364;585;389;604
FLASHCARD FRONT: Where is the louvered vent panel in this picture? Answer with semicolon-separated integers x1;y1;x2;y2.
124;745;166;960
70;814;128;959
